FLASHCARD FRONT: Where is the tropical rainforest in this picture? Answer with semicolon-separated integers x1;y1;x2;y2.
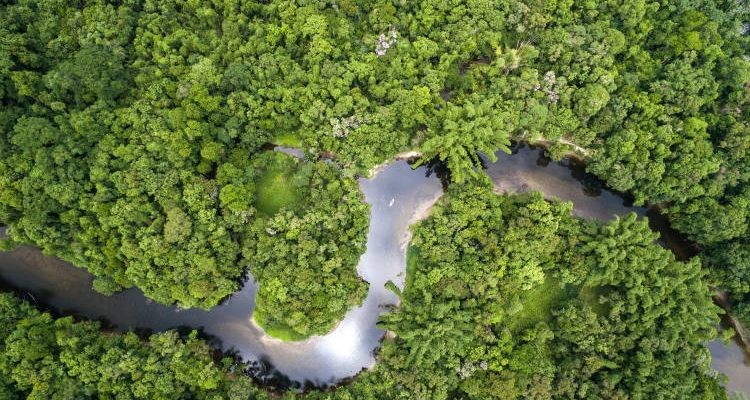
0;292;267;399
0;186;730;399
0;0;749;398
321;184;727;399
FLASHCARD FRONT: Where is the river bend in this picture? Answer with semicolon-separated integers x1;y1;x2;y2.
0;145;747;394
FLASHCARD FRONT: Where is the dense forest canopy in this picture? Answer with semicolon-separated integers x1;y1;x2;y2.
317;184;725;399
0;0;749;397
0;189;729;399
0;0;380;338
248;151;369;339
0;292;268;399
1;0;749;316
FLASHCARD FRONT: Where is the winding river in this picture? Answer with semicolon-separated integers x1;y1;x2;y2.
0;145;748;395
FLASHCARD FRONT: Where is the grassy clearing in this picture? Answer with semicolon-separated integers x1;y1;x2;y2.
254;163;302;216
409;245;608;334
578;285;609;316
273;133;303;148
509;277;569;332
510;278;610;332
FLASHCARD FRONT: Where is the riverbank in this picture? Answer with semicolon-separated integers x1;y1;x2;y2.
0;157;446;389
525;136;592;160
285;139;750;358
715;292;750;353
366;150;423;178
501;138;750;358
1;147;747;395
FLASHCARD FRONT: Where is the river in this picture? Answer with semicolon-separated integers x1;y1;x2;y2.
0;144;747;395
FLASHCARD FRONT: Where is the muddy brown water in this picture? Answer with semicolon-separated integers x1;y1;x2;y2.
0;144;747;395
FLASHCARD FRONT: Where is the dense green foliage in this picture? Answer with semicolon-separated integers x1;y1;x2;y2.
1;0;749;397
705;242;750;325
248;152;369;339
2;0;749;321
318;185;726;399
0;292;267;400
0;188;729;399
1;0;376;335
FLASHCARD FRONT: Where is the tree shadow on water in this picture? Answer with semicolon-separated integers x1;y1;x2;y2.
247;356;301;391
413;157;451;189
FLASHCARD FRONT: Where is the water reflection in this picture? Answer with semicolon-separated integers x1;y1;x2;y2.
0;146;746;394
708;340;750;397
484;145;746;395
483;145;639;221
0;160;444;389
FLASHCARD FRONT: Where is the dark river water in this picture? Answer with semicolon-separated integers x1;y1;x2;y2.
0;145;747;395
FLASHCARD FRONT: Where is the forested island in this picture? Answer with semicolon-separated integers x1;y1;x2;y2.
1;0;749;398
